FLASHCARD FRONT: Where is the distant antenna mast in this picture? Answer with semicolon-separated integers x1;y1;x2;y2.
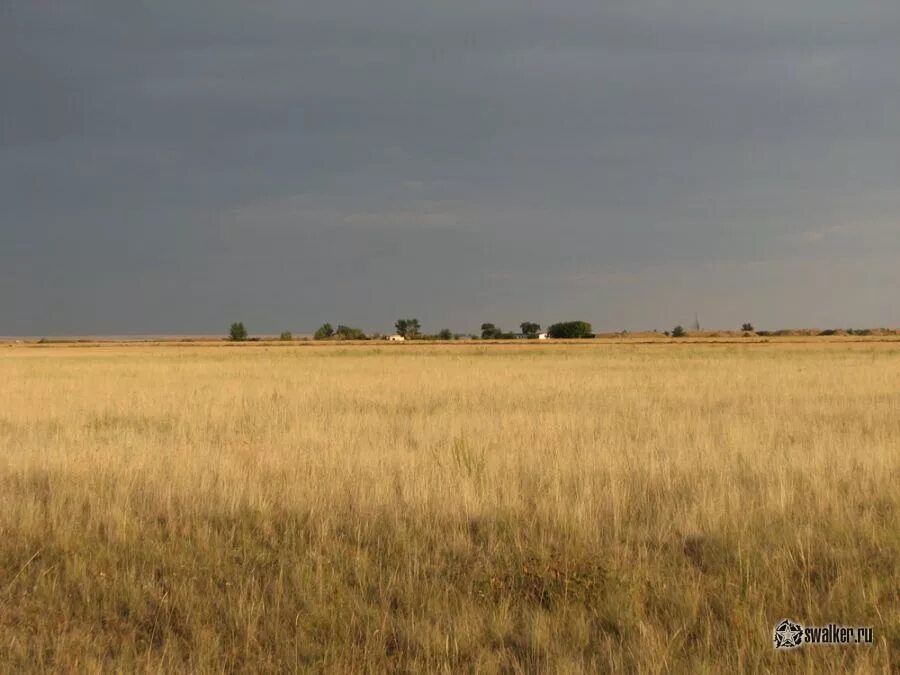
692;313;701;331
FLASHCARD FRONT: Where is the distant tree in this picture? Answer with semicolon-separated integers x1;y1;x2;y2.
547;321;593;339
335;325;367;340
481;323;503;339
741;323;754;332
279;331;293;341
438;328;453;340
314;323;334;340
395;318;421;339
229;322;248;342
672;325;686;338
520;322;541;338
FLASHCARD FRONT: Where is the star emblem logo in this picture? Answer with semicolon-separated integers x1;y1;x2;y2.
773;618;804;649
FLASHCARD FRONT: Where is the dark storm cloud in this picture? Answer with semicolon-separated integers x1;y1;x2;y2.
2;0;898;335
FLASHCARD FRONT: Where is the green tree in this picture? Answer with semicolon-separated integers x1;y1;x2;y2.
229;322;248;341
480;323;502;339
672;325;686;338
438;328;453;340
742;323;754;332
335;325;367;340
314;323;334;340
547;321;593;339
279;331;293;341
520;322;541;338
395;318;421;339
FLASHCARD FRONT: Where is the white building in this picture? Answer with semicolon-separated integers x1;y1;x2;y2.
537;333;549;340
387;334;406;342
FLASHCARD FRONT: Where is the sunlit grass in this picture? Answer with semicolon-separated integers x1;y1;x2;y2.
1;342;897;672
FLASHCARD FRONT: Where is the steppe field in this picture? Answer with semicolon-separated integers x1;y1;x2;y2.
1;339;898;673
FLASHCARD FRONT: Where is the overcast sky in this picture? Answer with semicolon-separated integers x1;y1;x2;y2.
2;1;898;335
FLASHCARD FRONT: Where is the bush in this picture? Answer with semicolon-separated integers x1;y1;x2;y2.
547;321;593;339
741;323;754;332
335;325;367;340
438;329;453;340
671;325;686;338
229;322;248;341
279;331;293;341
314;323;334;340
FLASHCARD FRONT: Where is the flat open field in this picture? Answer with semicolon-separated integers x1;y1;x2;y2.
1;341;898;672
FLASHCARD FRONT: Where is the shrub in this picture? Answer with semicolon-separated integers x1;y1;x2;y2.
279;331;293;341
741;323;754;332
671;325;686;338
335;325;367;340
438;329;453;340
548;321;593;339
314;323;334;340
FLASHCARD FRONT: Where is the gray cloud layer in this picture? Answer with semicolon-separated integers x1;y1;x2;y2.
2;1;898;335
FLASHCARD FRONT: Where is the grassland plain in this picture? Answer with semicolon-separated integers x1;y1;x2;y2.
0;341;898;673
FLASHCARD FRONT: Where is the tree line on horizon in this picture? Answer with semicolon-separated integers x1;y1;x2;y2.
228;319;595;342
227;320;884;342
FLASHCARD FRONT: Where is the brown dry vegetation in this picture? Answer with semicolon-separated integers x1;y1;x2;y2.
1;341;898;672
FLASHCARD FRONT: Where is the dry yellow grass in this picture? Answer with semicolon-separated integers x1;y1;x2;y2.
1;341;898;672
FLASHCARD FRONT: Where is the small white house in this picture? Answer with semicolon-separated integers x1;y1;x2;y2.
387;334;406;342
537;333;549;340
